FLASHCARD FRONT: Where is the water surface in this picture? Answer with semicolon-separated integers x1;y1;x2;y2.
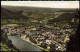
8;36;42;51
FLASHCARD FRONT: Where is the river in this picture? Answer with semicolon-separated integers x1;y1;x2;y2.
8;36;42;51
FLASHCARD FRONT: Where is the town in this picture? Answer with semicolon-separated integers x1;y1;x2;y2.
1;24;74;51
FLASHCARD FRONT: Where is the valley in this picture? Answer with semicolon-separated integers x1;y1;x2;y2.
1;5;79;52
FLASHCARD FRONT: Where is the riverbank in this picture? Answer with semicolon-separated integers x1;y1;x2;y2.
22;37;49;52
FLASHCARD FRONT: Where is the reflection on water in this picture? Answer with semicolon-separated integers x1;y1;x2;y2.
8;36;42;51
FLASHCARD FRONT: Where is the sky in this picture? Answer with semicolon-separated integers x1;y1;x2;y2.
1;1;79;8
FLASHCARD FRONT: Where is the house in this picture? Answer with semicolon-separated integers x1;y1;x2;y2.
47;45;50;49
46;39;51;45
42;33;46;35
31;28;37;30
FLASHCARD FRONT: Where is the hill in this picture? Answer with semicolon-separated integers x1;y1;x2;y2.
1;7;28;19
48;12;76;23
1;5;76;12
1;30;20;51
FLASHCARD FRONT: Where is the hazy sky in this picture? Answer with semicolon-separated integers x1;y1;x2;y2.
1;1;79;8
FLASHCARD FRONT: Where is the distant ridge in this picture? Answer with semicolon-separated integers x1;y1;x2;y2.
1;7;27;19
1;5;77;12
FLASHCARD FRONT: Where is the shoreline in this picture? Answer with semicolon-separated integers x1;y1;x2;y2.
21;37;49;51
8;36;42;51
